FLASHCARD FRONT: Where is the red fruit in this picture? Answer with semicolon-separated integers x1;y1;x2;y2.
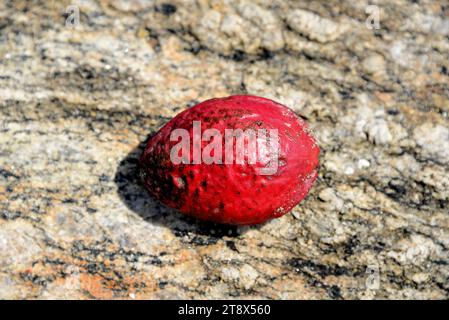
140;95;319;225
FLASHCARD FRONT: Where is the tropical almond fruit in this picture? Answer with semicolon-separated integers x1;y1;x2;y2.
140;95;319;225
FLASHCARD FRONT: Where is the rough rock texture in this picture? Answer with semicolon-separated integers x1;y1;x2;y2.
0;0;448;299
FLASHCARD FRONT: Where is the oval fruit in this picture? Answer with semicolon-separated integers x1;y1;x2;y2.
140;95;319;225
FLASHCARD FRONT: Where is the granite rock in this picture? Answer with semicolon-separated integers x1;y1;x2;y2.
0;0;448;299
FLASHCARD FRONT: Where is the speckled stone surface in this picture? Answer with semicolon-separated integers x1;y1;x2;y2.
0;0;448;299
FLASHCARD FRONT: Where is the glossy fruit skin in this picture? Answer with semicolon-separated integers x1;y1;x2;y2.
140;95;319;225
